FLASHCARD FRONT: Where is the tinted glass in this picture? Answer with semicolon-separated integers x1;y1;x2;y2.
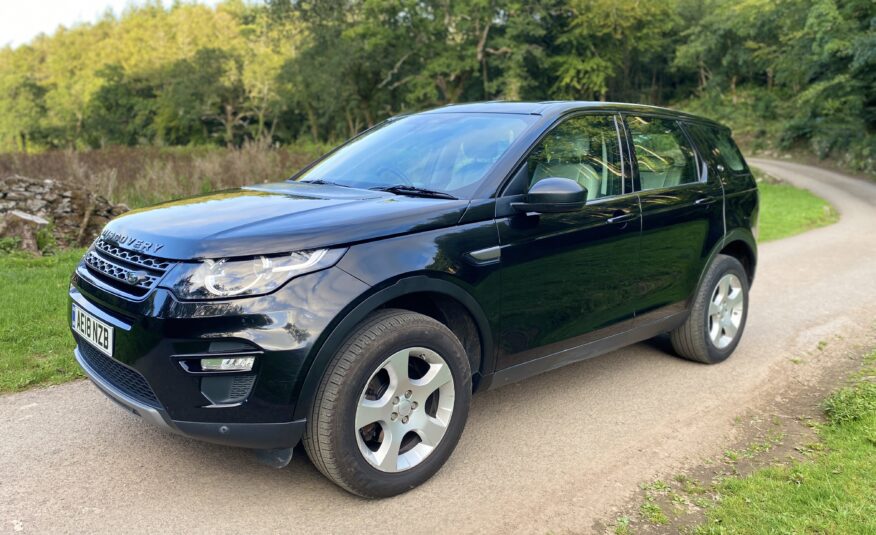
711;129;746;171
526;115;624;200
686;124;747;173
295;113;536;198
627;116;699;191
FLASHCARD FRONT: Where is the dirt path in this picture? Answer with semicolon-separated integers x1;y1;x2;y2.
1;159;875;534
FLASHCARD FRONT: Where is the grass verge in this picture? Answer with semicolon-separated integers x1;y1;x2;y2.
696;353;876;534
608;344;876;534
755;170;839;242
0;249;84;392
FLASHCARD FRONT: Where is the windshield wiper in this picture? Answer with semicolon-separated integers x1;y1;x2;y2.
295;179;351;187
370;184;458;200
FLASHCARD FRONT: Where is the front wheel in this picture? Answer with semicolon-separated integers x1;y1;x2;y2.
670;254;749;364
303;309;471;498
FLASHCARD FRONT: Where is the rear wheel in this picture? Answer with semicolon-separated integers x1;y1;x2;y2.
670;254;749;364
303;309;471;498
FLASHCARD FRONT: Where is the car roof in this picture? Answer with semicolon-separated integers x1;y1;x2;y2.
422;101;727;130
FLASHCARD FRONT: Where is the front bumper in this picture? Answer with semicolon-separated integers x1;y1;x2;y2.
69;262;370;450
75;346;306;449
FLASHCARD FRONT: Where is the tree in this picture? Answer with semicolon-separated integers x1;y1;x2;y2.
551;0;678;101
0;45;45;151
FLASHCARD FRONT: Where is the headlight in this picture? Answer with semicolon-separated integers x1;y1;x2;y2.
166;248;346;300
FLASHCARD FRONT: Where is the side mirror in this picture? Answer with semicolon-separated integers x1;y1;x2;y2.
511;177;586;214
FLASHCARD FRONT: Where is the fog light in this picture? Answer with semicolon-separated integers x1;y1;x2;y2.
201;356;255;372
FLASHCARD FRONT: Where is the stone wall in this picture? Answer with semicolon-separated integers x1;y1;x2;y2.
0;175;128;247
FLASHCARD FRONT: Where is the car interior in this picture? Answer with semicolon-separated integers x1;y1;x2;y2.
527;117;623;200
628;117;699;190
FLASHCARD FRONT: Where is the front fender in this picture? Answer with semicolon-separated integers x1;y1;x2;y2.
291;274;494;421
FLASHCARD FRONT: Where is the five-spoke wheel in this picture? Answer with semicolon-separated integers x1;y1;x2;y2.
708;273;744;349
304;309;471;498
670;254;749;364
356;347;455;472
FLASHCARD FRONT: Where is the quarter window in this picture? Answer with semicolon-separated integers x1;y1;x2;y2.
627;116;699;191
526;115;624;200
711;130;746;172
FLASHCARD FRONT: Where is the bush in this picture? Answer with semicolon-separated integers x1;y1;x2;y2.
0;141;332;208
0;237;20;254
824;382;876;426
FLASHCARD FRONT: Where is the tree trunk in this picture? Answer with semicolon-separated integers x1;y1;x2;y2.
482;58;489;99
345;108;354;138
730;75;737;104
305;104;320;141
698;61;707;92
362;102;373;129
476;15;492;99
256;109;266;140
224;104;235;147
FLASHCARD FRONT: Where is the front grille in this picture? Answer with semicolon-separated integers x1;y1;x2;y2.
84;238;174;298
76;335;161;408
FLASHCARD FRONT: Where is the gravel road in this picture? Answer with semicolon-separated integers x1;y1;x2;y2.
1;159;875;534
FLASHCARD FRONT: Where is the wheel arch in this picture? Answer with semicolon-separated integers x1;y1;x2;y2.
688;230;757;312
718;230;757;284
292;274;494;421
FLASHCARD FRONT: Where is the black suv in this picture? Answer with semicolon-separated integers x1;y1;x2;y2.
69;102;757;497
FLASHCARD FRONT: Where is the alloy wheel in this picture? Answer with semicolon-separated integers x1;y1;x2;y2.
355;347;455;473
708;273;744;349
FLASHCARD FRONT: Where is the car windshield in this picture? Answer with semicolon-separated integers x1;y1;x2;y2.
293;113;537;198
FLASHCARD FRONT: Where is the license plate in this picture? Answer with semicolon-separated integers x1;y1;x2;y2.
72;304;114;357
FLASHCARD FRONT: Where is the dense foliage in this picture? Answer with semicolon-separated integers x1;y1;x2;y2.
0;0;873;171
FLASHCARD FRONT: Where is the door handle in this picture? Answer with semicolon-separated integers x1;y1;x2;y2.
606;211;637;224
694;196;717;206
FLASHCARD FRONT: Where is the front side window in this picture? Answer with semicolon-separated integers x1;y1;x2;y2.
627;116;699;191
295;113;536;198
525;115;624;200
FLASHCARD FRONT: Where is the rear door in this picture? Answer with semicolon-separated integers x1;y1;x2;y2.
686;124;759;239
623;115;725;323
494;113;641;371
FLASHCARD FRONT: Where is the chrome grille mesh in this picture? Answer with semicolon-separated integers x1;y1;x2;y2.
94;239;173;270
83;238;174;297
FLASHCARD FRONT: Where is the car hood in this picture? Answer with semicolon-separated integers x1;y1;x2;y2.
100;182;471;260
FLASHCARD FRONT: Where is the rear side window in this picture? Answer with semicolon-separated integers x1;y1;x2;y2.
711;130;746;172
626;116;699;191
687;124;747;173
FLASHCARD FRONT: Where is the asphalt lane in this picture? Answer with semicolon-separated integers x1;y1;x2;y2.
1;159;874;533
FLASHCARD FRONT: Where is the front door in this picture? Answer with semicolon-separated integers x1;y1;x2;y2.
623;115;725;323
495;113;641;371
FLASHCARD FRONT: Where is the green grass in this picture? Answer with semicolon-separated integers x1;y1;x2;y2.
757;180;839;242
640;500;669;525
696;354;876;534
0;249;84;392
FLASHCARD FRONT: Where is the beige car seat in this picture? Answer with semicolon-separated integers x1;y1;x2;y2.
531;135;600;199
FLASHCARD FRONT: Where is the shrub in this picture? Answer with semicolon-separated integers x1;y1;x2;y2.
824;382;876;426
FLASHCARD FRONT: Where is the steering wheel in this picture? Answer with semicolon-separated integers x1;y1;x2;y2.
376;166;413;186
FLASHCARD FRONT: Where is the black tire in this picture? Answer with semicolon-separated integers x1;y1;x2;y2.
303;308;472;498
670;254;749;364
